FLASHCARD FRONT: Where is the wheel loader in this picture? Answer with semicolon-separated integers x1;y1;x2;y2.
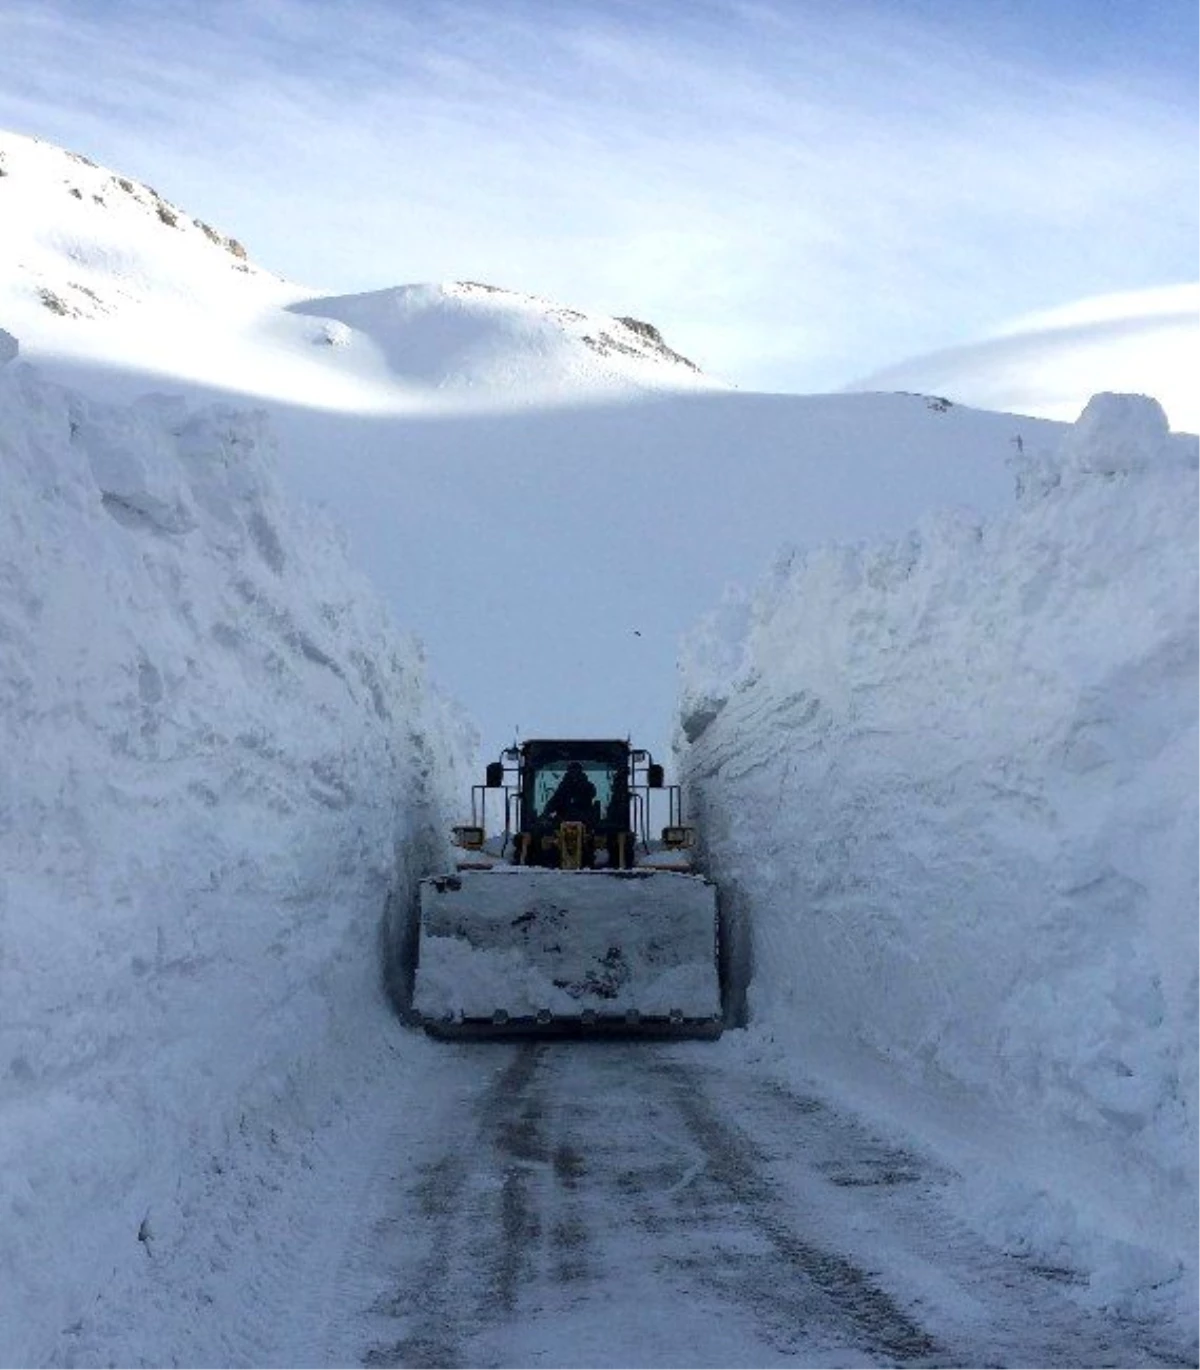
412;738;723;1038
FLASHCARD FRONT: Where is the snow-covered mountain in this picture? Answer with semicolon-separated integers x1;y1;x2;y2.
0;129;714;406
848;284;1199;433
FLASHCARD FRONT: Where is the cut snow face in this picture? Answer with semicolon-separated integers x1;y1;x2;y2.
0;344;473;1365
679;392;1199;1339
848;284;1200;434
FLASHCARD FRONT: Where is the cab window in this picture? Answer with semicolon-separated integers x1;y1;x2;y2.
532;762;614;820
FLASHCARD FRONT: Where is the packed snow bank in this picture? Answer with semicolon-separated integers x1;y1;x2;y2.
0;339;473;1363
679;393;1198;1337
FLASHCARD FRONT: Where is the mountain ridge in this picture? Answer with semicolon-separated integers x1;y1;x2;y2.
0;129;715;405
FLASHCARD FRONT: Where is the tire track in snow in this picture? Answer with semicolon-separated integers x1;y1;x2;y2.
648;1056;943;1365
358;1043;599;1368
661;1050;1188;1369
351;1042;941;1367
335;1041;1180;1368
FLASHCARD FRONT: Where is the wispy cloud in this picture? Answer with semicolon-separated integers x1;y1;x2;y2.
0;0;1194;389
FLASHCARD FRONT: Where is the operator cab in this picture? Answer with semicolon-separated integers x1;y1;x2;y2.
520;739;634;868
461;738;680;870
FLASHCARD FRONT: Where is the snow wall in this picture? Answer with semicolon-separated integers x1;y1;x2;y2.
679;393;1198;1328
0;332;473;1362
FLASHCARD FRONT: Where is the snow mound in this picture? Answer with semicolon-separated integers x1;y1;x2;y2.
0;342;473;1364
289;280;716;398
1061;388;1174;474
679;393;1198;1338
848;285;1200;434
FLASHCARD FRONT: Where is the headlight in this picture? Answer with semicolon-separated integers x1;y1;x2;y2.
661;825;694;848
452;824;485;849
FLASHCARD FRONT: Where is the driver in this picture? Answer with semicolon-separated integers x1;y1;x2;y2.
543;761;597;822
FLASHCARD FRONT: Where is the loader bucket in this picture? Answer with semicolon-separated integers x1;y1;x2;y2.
413;867;722;1038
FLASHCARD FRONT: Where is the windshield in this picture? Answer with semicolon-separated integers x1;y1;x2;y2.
532;761;617;821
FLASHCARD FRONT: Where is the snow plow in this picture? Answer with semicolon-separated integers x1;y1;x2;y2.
412;739;723;1039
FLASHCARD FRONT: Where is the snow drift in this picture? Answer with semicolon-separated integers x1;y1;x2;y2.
679;393;1199;1334
0;333;472;1363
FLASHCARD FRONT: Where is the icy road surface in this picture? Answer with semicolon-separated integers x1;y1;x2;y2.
274;1042;1174;1370
66;1029;1187;1367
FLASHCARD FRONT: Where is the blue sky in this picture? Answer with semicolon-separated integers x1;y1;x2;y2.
0;0;1195;390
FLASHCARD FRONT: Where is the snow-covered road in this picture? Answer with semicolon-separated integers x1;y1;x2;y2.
39;1022;1190;1368
270;1040;1174;1370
